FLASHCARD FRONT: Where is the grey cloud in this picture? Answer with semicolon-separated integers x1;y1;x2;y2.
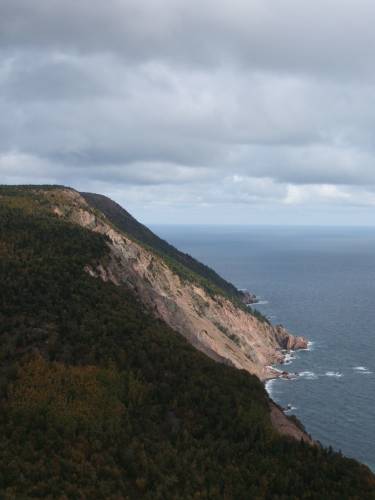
2;0;375;77
1;54;107;102
2;0;375;224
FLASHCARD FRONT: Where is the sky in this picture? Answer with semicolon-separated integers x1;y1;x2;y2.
1;0;375;225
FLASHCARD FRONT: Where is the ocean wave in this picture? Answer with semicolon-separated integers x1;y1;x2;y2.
265;379;276;397
300;341;315;352
284;405;297;413
325;371;343;378
299;371;318;380
353;366;373;374
255;300;269;305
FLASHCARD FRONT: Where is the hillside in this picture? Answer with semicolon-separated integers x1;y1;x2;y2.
80;192;249;304
56;188;307;381
0;185;374;499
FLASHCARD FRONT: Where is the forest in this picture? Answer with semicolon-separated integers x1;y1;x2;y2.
0;186;374;499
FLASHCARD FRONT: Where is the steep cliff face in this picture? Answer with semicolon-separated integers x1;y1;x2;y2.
51;188;307;381
80;191;243;301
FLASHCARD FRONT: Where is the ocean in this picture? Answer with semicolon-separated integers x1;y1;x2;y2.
151;224;375;471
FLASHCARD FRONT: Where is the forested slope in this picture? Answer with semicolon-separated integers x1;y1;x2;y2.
0;186;374;499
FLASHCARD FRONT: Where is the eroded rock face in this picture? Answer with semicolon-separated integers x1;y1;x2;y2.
53;189;307;382
47;188;313;441
273;326;308;351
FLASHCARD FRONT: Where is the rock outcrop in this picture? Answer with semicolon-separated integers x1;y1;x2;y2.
240;290;258;305
50;188;307;381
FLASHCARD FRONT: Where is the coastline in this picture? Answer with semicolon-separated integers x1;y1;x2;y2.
261;325;309;381
263;339;315;444
264;340;314;382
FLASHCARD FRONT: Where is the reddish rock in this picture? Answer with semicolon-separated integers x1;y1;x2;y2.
274;325;308;351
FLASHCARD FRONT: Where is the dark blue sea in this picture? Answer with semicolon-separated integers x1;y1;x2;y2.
151;225;375;471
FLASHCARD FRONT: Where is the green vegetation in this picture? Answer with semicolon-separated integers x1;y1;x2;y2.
0;187;374;499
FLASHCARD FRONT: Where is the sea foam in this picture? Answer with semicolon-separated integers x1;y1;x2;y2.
325;371;343;378
265;379;276;397
353;366;373;374
299;371;318;380
300;341;315;352
283;352;295;364
284;406;297;413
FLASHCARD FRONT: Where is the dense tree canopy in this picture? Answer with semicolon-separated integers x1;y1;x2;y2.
0;187;374;499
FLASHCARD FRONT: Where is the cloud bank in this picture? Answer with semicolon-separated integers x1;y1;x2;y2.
1;0;375;223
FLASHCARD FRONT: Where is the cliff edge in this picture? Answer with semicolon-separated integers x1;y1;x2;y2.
53;188;307;381
50;187;310;441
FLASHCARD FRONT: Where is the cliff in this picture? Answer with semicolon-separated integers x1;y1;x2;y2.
53;188;307;381
80;191;243;301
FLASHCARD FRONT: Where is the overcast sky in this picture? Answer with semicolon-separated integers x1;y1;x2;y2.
2;0;375;224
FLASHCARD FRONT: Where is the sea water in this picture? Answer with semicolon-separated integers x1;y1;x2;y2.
151;225;375;471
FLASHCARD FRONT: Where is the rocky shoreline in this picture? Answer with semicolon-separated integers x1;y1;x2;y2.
264;336;314;443
263;325;308;380
240;290;259;305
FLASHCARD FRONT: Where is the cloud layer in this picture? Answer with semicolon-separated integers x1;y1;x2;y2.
1;0;375;223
